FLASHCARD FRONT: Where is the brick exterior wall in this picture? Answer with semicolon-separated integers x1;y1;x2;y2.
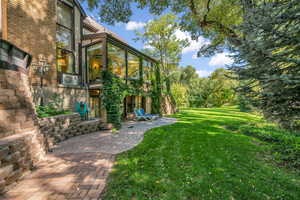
6;0;57;86
5;0;88;111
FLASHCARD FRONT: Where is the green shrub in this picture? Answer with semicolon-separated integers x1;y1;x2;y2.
36;105;71;118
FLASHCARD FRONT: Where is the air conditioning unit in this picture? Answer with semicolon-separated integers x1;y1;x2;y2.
61;73;80;86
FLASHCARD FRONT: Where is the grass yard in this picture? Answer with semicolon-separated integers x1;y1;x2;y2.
103;107;300;200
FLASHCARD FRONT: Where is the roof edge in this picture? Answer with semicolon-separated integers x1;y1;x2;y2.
74;0;87;17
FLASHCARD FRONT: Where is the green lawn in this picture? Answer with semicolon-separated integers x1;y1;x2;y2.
103;107;300;200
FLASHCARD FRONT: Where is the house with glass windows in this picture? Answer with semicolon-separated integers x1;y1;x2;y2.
0;0;158;122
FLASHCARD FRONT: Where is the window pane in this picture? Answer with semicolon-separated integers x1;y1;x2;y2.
57;49;74;73
128;52;140;79
57;2;72;29
108;43;126;78
87;43;103;83
56;26;72;50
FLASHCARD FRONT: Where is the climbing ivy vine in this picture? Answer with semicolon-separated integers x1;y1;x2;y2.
150;63;162;115
101;70;146;129
101;70;125;129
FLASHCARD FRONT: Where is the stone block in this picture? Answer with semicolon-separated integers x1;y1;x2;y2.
5;169;22;185
0;89;15;96
0;165;14;179
0;147;9;160
0;178;5;187
11;152;21;163
21;121;34;129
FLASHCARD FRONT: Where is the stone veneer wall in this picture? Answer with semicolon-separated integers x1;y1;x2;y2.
0;68;46;193
39;113;102;149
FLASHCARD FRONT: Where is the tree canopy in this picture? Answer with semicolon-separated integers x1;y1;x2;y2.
81;0;245;56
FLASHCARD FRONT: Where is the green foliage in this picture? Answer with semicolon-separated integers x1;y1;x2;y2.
101;70;127;129
179;65;198;85
135;13;188;75
237;94;253;112
171;83;188;107
135;13;189;112
82;0;244;56
101;69;153;128
151;64;162;115
231;0;300;131
36;105;71;118
36;94;70;118
188;68;237;107
103;107;300;199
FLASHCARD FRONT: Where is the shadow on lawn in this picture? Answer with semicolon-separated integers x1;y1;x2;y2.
103;108;300;200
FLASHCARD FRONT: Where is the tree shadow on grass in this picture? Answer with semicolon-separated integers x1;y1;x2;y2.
103;108;300;200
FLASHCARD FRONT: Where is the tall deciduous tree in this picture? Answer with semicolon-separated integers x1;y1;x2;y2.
135;13;188;111
189;68;237;107
179;65;199;85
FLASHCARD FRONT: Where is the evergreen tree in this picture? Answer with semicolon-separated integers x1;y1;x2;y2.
231;0;300;130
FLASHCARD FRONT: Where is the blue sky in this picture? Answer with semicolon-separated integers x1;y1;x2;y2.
81;2;233;77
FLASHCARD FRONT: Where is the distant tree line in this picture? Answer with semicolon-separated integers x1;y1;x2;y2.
171;67;237;108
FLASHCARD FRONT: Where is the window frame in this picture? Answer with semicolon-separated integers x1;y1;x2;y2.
127;50;141;80
56;0;77;75
107;41;126;79
86;41;104;84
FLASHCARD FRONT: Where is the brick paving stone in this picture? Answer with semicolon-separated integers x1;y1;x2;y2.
2;118;176;200
52;118;177;155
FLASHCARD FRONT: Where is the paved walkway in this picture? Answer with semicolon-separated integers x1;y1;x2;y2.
2;118;176;200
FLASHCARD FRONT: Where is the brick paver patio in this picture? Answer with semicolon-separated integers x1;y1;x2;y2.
1;118;176;200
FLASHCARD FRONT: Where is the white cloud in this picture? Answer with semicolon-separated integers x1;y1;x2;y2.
174;30;209;54
192;53;199;59
208;53;233;67
196;70;212;78
125;21;146;31
143;44;154;49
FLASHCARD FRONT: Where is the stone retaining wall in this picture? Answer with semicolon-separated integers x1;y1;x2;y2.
39;113;102;149
0;132;44;193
